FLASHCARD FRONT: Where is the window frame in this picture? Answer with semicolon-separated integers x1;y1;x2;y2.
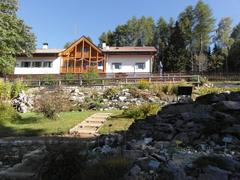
32;61;42;68
43;61;53;68
112;63;122;70
21;61;31;68
135;62;145;70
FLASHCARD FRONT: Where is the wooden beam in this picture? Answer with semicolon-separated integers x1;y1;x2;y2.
89;46;91;71
82;40;84;72
74;46;77;73
96;51;99;72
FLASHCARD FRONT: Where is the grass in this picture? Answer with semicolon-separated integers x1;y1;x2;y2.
98;111;134;134
0;111;97;138
0;110;131;138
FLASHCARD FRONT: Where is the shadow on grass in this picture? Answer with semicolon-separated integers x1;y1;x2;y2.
12;116;40;125
0;124;44;138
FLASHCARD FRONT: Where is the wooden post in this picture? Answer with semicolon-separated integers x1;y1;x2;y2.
82;40;84;72
96;52;99;72
74;46;77;73
89;46;92;71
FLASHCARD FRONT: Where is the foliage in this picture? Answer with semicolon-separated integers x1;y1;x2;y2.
0;80;26;100
0;102;21;123
43;74;55;86
64;73;74;85
103;87;119;99
0;0;36;75
228;40;240;72
194;86;240;96
137;79;150;90
0;79;11;100
11;80;26;98
83;157;131;180
34;89;72;119
81;68;99;85
123;103;160;120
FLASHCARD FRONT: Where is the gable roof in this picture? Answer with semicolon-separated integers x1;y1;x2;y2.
34;48;64;54
60;36;102;55
101;46;157;53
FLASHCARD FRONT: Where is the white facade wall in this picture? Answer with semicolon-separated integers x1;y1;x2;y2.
14;57;61;75
105;54;152;73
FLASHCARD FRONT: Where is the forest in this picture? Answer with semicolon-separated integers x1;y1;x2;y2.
99;0;240;73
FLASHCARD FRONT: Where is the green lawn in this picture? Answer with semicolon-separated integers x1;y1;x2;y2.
98;111;134;134
0;111;96;138
0;110;134;138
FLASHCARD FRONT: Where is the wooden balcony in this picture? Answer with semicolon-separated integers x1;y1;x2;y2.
60;66;104;74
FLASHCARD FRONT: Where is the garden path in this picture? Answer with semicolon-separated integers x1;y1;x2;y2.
69;113;112;138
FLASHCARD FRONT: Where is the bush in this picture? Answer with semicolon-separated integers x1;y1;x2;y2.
137;79;150;90
64;73;74;85
0;102;21;123
83;157;131;180
82;68;99;85
0;80;11;100
103;87;119;99
43;74;55;86
34;89;72;119
123;103;160;120
11;80;26;98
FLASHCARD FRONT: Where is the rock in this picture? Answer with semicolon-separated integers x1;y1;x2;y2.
213;101;240;111
148;160;160;169
198;165;230;180
119;96;127;102
196;93;226;104
130;165;141;176
101;145;113;154
222;125;240;136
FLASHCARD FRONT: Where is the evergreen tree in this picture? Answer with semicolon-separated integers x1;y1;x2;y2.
178;5;195;71
193;0;215;72
0;0;36;75
213;17;234;72
153;17;169;72
164;22;189;72
231;23;240;41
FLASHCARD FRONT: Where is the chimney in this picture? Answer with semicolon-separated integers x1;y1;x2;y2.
102;42;107;49
42;43;48;49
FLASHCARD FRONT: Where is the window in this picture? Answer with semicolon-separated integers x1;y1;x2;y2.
21;61;31;68
32;61;42;68
112;63;122;70
43;61;52;68
135;63;145;70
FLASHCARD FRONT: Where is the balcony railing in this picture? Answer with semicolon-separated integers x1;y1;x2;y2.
60;66;104;74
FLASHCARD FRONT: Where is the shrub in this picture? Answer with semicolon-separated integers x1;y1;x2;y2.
34;89;72;119
123;103;160;120
64;73;74;85
83;157;131;180
103;87;119;99
43;74;55;86
82;68;99;85
0;102;21;123
0;80;11;100
11;80;26;98
137;79;150;90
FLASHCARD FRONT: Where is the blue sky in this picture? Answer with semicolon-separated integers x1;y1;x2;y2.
18;0;240;48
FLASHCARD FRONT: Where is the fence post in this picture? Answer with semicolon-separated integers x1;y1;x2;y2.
38;80;41;87
197;75;200;87
59;80;61;86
